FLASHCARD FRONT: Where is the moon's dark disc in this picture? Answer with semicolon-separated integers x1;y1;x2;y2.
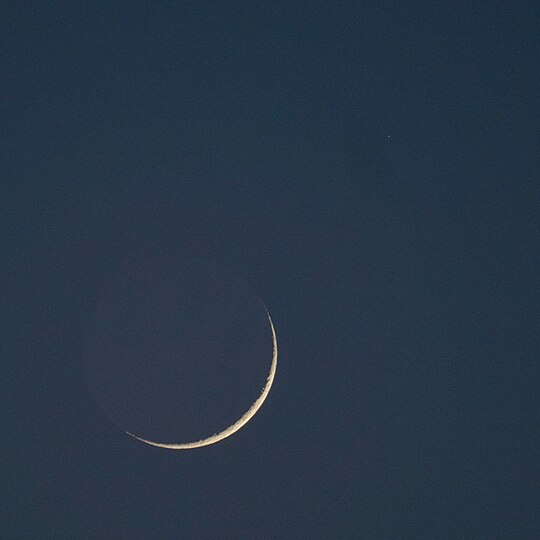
83;257;273;445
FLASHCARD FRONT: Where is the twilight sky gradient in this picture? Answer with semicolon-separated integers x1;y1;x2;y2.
2;2;538;538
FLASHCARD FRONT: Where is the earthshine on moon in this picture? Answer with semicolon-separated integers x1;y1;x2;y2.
125;311;278;450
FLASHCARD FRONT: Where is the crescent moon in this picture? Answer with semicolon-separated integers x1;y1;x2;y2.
125;311;278;449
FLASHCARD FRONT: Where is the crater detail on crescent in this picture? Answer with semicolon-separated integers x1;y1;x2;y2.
125;312;278;450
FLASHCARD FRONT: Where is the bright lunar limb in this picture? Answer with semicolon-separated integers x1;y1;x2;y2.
125;311;278;449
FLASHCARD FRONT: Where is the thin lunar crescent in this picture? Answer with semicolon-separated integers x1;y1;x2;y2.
125;311;278;449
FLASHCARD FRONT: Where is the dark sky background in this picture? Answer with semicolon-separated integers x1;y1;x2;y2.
2;2;538;538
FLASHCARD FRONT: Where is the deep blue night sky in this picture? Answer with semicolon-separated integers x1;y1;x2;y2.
2;2;538;538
